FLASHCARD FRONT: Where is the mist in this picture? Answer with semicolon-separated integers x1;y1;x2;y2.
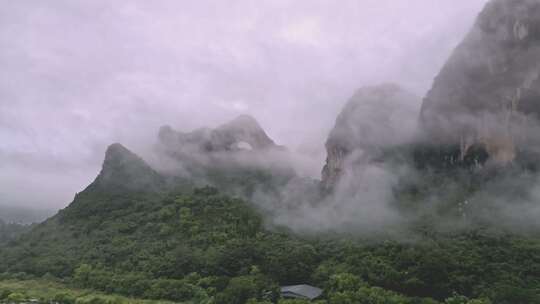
0;0;490;209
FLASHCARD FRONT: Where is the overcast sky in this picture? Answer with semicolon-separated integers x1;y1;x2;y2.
0;0;488;209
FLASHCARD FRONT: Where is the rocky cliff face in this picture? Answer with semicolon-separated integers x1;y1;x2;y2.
420;0;540;164
322;84;420;191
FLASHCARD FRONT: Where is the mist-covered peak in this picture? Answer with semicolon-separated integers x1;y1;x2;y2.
213;114;277;151
103;143;143;169
104;142;132;158
153;115;296;199
224;114;261;129
93;143;164;193
158;115;280;156
420;0;540;164
322;83;420;191
327;84;419;149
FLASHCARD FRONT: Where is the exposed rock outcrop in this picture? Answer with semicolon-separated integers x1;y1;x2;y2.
322;84;420;191
420;0;540;165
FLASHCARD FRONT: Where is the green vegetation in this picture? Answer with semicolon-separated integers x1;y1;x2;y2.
1;184;539;303
0;279;179;303
0;219;31;246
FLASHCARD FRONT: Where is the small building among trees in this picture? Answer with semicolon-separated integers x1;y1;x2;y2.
280;284;322;300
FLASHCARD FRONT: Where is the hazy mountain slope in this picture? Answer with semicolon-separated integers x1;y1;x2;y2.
0;219;31;246
155;115;300;201
322;84;420;191
0;205;53;224
420;0;540;165
0;141;539;303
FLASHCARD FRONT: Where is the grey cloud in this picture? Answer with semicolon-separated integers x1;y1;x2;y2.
0;0;488;208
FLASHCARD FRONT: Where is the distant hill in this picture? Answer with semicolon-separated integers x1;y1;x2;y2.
0;205;54;224
0;219;32;245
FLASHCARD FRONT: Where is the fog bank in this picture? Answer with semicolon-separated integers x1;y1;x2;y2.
0;0;488;208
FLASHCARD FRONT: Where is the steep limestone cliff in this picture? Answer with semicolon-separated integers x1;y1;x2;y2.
322;84;420;190
420;0;540;164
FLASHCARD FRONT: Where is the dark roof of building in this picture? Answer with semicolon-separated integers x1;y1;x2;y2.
280;284;323;300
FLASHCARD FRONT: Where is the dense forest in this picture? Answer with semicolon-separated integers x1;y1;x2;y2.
2;122;540;304
0;219;31;246
1;183;539;304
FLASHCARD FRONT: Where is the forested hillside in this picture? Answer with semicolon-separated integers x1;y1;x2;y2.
0;220;31;246
1;183;539;304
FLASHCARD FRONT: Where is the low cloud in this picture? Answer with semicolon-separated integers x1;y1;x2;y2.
0;0;488;209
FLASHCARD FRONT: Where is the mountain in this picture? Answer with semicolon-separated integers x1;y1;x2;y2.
156;115;296;199
3;1;540;303
1;107;540;303
1;140;539;303
158;114;282;157
319;1;540;235
211;114;280;151
90;143;166;193
420;0;540;165
0;139;318;302
322;84;420;190
57;143;167;223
